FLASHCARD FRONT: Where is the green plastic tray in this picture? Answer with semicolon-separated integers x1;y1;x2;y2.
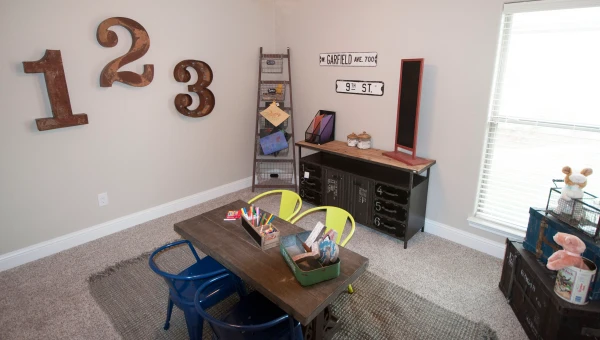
280;231;341;286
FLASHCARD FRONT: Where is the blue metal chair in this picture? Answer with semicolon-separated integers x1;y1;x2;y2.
149;240;243;339
194;273;303;340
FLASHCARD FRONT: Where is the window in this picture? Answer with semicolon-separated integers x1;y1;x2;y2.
471;0;600;238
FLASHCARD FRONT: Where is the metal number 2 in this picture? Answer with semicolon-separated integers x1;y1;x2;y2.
97;17;154;87
173;60;215;118
23;50;88;131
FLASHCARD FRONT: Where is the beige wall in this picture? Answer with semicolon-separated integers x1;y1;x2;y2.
0;0;273;254
0;0;514;256
276;0;507;244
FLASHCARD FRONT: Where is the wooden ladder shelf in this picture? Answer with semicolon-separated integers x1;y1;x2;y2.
252;47;297;192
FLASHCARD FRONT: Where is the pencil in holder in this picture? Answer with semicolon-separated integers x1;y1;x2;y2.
241;216;280;250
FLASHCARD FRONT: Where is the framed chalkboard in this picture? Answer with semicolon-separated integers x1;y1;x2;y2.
396;60;422;149
383;59;428;166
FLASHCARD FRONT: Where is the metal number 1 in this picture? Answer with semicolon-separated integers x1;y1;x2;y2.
23;50;88;131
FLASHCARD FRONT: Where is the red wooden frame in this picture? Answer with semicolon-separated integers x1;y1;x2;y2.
383;58;429;166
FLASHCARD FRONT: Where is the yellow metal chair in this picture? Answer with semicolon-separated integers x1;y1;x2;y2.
290;206;356;293
247;190;302;222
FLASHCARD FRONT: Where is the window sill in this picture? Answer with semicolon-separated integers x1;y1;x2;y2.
467;216;526;241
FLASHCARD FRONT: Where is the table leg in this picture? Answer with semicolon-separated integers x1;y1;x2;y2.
302;305;339;340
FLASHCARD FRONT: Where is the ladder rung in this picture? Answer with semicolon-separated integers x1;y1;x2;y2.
260;80;290;85
262;54;289;59
257;107;292;111
255;159;295;163
254;184;296;189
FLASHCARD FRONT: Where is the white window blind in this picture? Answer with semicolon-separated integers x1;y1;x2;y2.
475;2;600;232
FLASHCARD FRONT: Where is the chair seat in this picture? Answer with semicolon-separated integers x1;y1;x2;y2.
170;256;235;307
215;291;302;340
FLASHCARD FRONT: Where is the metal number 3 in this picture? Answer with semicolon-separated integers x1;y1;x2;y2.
173;60;215;118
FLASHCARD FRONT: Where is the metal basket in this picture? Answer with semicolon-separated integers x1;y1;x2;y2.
254;161;295;184
260;83;286;101
261;56;284;73
546;180;600;240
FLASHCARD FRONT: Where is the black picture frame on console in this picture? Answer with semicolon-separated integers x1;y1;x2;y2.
383;58;429;166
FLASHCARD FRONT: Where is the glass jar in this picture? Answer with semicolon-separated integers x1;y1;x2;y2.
357;131;372;150
347;132;358;147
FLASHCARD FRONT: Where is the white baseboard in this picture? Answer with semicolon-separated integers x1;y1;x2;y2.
424;218;506;259
0;176;252;272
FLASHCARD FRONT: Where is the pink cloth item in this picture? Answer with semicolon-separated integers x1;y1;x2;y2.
546;232;588;271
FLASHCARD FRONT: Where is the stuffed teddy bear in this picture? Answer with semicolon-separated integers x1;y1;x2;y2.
553;166;593;220
547;232;588;271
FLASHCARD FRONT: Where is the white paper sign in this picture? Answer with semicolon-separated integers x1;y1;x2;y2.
336;80;384;96
320;52;377;67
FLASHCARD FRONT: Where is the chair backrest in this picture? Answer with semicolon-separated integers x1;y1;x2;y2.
148;240;226;303
323;206;353;245
291;206;355;246
194;274;298;340
248;190;302;221
279;190;302;221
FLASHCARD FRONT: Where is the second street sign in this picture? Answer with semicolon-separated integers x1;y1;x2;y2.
336;80;384;96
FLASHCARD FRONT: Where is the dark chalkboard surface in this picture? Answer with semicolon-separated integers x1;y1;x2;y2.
395;60;423;150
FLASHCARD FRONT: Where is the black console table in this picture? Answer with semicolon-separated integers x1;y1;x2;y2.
296;140;436;248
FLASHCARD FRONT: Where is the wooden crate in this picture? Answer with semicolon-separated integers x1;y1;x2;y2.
500;240;600;339
241;217;280;250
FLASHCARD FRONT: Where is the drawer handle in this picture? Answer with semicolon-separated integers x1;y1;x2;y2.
305;167;317;173
377;186;398;197
305;181;316;186
381;222;396;230
374;216;395;230
304;192;316;200
375;202;397;214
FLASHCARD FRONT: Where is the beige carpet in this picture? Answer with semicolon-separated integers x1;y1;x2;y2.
89;249;497;340
0;187;527;339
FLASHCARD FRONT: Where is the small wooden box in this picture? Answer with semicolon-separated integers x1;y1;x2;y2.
241;217;280;250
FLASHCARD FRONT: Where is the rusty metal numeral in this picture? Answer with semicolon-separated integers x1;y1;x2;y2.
97;17;154;87
173;60;215;118
23;50;88;131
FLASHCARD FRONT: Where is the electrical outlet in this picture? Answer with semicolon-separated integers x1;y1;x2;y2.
98;192;109;207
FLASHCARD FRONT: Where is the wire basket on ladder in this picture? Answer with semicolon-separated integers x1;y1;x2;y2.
261;55;284;73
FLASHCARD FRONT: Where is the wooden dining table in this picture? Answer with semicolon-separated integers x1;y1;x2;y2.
174;199;369;340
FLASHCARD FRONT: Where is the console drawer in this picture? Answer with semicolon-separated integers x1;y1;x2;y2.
300;177;322;191
374;183;409;205
299;188;322;206
300;162;322;179
373;199;407;222
372;214;406;237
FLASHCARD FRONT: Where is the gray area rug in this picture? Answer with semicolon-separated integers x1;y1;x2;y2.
89;245;498;340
